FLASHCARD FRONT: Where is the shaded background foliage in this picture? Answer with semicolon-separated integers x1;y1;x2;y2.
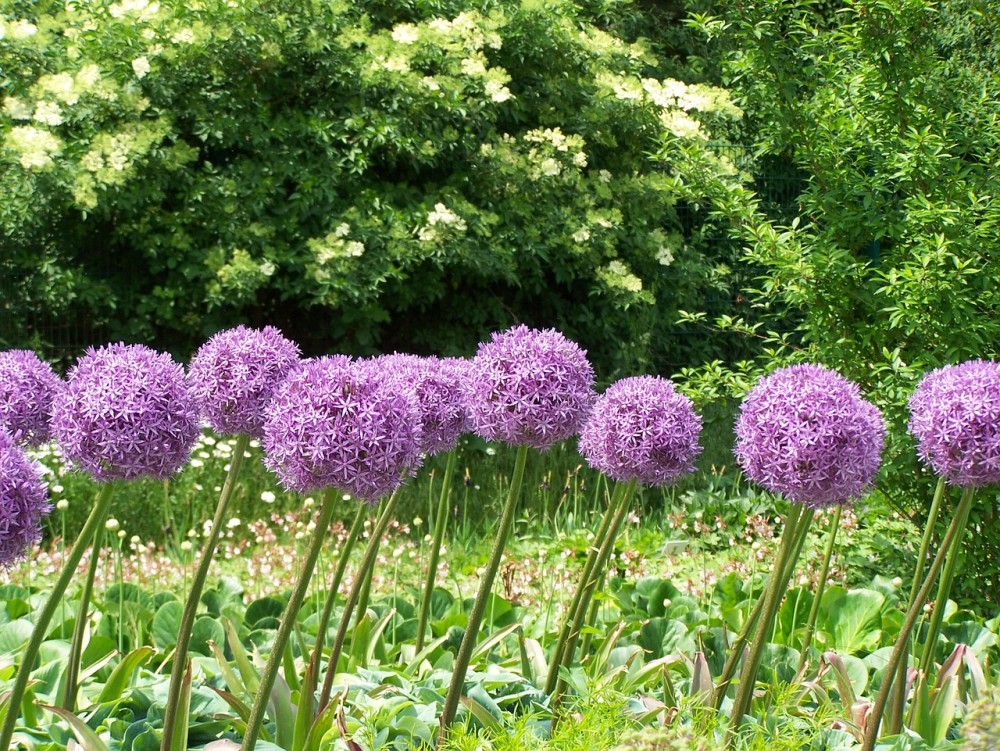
0;0;752;378
4;0;1000;604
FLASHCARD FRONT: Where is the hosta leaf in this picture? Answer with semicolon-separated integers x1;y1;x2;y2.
819;588;884;654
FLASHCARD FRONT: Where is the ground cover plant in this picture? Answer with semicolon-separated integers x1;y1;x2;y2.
1;325;999;751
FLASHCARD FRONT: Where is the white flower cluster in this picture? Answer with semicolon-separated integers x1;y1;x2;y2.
307;222;367;264
519;127;588;180
599;260;645;295
428;11;502;52
109;0;161;21
0;19;39;40
6;126;62;169
418;203;467;242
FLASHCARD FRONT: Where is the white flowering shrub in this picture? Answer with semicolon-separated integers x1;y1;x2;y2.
1;0;742;373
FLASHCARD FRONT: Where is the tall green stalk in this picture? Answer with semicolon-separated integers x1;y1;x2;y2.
797;505;842;672
416;451;457;652
917;486;975;676
552;479;638;708
0;482;116;751
861;487;975;751
714;511;813;708
726;502;809;746
887;477;947;734
319;488;402;710
306;503;367;683
544;481;624;694
438;443;529;743
60;521;104;710
240;488;338;751
161;433;249;751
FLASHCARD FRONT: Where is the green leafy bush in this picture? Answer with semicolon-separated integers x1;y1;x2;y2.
1;0;745;376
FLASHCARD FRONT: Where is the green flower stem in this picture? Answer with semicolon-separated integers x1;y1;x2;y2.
887;476;947;734
553;478;638;707
306;503;366;684
0;482;116;751
318;488;402;711
544;481;625;694
714;510;813;708
726;502;808;747
577;568;609;660
241;488;338;751
161;432;249;751
797;505;842;672
416;451;457;652
861;486;975;751
438;443;529;744
916;485;975;677
60;520;104;711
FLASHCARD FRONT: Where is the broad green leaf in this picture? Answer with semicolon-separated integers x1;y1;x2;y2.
152;601;183;650
97;646;154;704
40;705;110;751
819;588;884;654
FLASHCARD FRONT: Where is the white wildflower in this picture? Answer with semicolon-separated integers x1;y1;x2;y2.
33;101;63;126
131;56;151;79
391;23;419;45
3;97;33;121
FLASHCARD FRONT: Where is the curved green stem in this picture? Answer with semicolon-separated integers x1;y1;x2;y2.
861;486;975;751
60;520;104;710
797;505;842;672
241;489;338;751
917;486;975;676
714;508;813;708
726;502;808;746
544;481;624;694
438;443;529;744
161;433;248;751
887;477;947;734
417;451;457;652
0;482;116;751
306;503;366;683
552;479;638;708
319;488;402;710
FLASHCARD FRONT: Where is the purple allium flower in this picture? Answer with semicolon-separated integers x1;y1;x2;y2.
51;343;200;481
262;356;423;502
579;376;702;486
188;325;301;437
734;364;885;507
464;325;595;450
360;354;471;455
0;350;62;447
0;429;51;566
908;360;1000;487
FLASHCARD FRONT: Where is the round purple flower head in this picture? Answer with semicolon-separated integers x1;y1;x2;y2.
52;343;200;481
464;325;596;450
579;376;702;486
0;350;62;447
360;354;471;455
908;360;1000;487
262;356;422;502
0;430;51;566
734;364;885;507
188;325;301;437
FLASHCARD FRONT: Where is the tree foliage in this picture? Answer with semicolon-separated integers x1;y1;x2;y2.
1;0;744;375
674;0;1000;599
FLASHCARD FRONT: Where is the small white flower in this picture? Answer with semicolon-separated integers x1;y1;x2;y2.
180;540;193;552
131;56;151;79
51;484;64;494
105;518;120;532
56;499;69;511
391;23;419;45
3;97;33;121
261;490;276;504
227;517;241;529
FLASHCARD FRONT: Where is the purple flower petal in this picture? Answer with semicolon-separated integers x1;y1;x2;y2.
0;350;62;447
188;325;301;437
464;325;595;450
0;429;51;566
579;376;702;486
735;364;885;507
909;360;1000;487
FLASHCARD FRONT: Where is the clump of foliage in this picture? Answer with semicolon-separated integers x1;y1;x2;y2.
0;0;744;375
673;0;1000;601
